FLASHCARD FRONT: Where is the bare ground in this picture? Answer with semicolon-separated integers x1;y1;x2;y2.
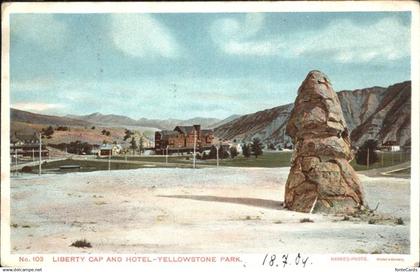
10;167;410;254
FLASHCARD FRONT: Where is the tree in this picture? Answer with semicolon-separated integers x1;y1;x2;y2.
130;137;137;155
251;138;263;158
242;143;251;158
101;129;107;135
123;129;133;141
105;131;111;137
268;143;276;150
91;126;95;130
218;145;229;160
42;126;54;137
138;136;144;155
356;139;379;165
208;145;217;159
64;141;93;155
229;146;239;159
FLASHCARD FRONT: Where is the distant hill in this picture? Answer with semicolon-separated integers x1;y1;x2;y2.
67;113;224;130
66;112;140;127
11;108;92;127
214;81;411;147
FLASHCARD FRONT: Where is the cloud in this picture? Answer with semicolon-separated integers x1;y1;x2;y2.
211;13;282;56
292;17;410;63
210;15;410;63
12;102;65;112
11;14;68;50
110;14;180;58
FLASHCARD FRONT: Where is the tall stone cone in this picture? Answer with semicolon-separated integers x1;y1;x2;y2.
284;70;367;214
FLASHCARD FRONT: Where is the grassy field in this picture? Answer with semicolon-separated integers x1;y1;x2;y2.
24;159;152;174
99;152;292;167
104;151;410;170
198;152;293;167
20;151;410;175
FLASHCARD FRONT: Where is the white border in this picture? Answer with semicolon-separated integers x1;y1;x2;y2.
1;2;419;271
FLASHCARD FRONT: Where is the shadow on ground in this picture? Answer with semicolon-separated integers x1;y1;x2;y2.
158;195;284;210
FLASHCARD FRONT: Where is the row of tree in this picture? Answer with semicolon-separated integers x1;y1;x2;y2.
49;141;94;155
197;138;264;160
129;136;145;155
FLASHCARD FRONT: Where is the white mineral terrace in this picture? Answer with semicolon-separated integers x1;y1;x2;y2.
10;167;409;253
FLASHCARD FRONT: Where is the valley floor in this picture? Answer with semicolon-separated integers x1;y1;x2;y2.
10;167;410;254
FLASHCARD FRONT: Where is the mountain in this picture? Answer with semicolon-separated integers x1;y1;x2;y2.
11;108;92;127
67;113;223;130
214;104;293;143
350;81;411;147
209;114;241;128
214;81;411;147
66;112;140;127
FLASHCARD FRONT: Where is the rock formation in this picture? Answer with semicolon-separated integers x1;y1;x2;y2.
284;70;367;214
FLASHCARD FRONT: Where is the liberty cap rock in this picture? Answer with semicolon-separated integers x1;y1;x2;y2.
285;70;367;213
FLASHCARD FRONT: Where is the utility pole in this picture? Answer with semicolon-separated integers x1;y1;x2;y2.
108;150;111;171
15;148;18;176
38;133;42;176
193;129;196;169
366;148;370;169
381;151;384;167
216;146;219;168
166;146;169;165
32;148;35;162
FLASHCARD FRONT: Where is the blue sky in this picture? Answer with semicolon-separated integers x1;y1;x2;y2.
10;12;411;119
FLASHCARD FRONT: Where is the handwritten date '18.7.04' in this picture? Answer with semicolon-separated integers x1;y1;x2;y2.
262;253;311;268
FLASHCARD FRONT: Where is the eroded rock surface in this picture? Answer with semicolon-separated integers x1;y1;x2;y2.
285;70;367;213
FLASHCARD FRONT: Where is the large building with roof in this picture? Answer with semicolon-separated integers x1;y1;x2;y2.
154;125;214;155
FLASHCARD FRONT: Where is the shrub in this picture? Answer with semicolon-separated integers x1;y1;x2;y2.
21;166;33;173
242;143;251;158
395;217;404;225
268;143;276;150
368;219;376;224
300;218;314;223
70;239;92;248
229;146;239;159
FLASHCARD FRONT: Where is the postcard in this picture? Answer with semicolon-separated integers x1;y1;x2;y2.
1;2;419;272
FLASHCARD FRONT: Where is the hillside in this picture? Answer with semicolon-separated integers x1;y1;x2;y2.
350;81;411;147
214;81;411;147
11;108;92;127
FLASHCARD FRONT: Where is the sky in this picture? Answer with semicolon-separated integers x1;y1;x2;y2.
10;12;411;120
